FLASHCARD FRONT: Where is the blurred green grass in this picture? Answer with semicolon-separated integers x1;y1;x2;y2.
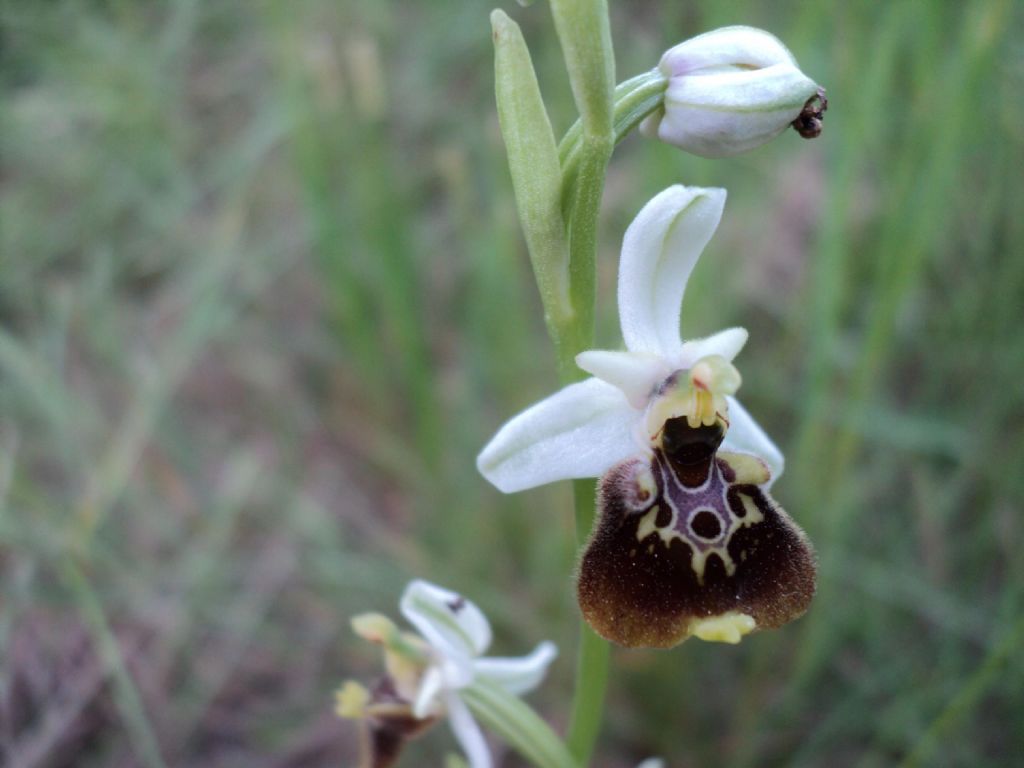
1;0;1022;766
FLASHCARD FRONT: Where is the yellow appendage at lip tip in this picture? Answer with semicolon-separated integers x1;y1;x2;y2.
688;612;756;644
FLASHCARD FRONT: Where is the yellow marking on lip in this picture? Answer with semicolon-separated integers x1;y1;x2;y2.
718;451;771;485
631;466;768;584
633;465;657;506
636;505;674;546
690;543;737;583
738;493;764;523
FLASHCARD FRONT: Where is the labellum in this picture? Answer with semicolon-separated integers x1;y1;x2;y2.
347;677;439;768
577;416;816;648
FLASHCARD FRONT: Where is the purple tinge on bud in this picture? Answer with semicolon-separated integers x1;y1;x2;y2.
641;26;822;158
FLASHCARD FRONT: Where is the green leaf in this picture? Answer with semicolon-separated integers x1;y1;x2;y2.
491;9;578;375
462;679;578;768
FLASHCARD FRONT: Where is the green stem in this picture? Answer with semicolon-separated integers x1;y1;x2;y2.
559;70;666;163
559;70;668;220
546;1;623;762
565;479;609;766
552;68;669;768
557;130;610;762
564;134;611;346
567;626;610;765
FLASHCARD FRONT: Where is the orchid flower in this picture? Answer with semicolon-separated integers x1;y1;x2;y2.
640;26;825;158
478;186;815;648
337;580;557;768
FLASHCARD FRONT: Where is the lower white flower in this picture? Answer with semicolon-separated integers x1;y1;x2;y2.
339;579;557;768
401;580;558;768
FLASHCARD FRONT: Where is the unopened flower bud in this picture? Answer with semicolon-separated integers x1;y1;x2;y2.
641;26;822;157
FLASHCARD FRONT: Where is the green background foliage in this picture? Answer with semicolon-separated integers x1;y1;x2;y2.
1;1;1022;766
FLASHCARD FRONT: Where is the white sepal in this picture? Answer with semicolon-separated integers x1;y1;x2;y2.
575;350;669;408
676;326;749;368
413;665;445;719
473;641;557;696
618;186;726;357
445;691;493;768
476;378;641;493
401;580;492;667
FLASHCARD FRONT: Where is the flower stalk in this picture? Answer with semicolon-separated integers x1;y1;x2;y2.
491;5;617;754
550;0;616;380
566;479;609;765
559;70;670;218
547;1;617;763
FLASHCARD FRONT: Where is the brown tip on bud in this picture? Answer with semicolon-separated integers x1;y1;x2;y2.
792;87;828;139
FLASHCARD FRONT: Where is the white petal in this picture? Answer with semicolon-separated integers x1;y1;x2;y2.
401;580;492;666
659;63;818;158
413;664;445;719
473;641;557;696
721;396;784;486
618;186;726;357
636;760;667;768
446;692;493;768
575;350;670;409
477;378;643;493
659;26;798;76
676;327;749;368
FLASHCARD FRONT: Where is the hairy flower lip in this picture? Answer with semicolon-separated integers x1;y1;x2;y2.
577;443;816;649
477;185;784;494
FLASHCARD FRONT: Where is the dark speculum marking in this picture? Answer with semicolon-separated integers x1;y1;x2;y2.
577;436;816;648
691;510;722;538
